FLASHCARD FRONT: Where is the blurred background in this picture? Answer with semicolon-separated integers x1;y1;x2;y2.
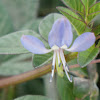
0;0;99;100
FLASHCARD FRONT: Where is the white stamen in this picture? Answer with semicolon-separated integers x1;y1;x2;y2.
60;49;69;72
64;67;72;82
60;49;72;82
50;51;56;82
57;50;60;67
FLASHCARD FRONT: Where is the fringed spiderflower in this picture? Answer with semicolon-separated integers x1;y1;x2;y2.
21;17;95;82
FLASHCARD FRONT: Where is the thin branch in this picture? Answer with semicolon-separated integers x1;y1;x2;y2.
0;64;51;88
70;59;100;68
0;59;100;88
96;35;100;40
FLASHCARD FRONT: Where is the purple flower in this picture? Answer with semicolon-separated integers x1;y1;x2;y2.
21;18;95;82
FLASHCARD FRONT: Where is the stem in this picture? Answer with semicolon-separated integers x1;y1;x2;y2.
96;35;100;40
0;59;100;88
0;63;51;88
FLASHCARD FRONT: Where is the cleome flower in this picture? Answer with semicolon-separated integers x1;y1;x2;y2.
21;17;95;82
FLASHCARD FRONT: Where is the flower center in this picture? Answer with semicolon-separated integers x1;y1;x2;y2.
50;46;72;82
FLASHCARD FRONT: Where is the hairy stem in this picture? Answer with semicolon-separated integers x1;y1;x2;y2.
0;59;100;88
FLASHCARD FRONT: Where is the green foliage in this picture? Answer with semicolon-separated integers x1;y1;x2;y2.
21;19;42;33
88;2;100;22
73;77;90;98
0;0;99;99
0;30;44;54
93;24;100;35
57;0;100;36
78;45;99;67
57;7;91;35
61;0;84;14
57;75;75;100
1;0;39;30
0;54;33;75
33;52;53;67
0;1;14;37
14;95;52;100
16;79;45;96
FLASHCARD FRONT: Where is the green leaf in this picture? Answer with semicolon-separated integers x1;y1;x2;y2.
61;0;84;14
92;24;100;35
21;19;42;33
78;45;99;67
33;52;53;67
57;7;91;35
0;1;14;37
0;30;45;54
68;58;88;77
89;1;100;13
16;79;45;96
81;0;96;16
57;75;75;100
90;82;99;100
0;54;33;75
81;0;96;11
73;77;90;98
39;13;63;41
1;0;39;30
88;2;100;22
14;95;52;100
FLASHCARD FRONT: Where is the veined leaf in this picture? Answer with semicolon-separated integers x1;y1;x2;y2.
0;30;46;54
61;0;84;14
89;2;100;13
14;95;52;100
57;7;91;35
39;13;63;41
88;2;100;22
78;45;99;67
33;52;53;67
81;0;96;12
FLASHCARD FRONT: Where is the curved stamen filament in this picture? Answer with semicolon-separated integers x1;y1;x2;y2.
60;49;69;71
50;51;56;82
57;50;60;67
60;49;72;82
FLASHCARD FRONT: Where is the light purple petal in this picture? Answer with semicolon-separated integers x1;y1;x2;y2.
65;32;95;52
21;35;52;54
48;17;73;48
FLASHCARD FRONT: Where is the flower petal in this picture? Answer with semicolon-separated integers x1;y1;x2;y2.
21;35;52;54
48;17;73;48
65;32;95;52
